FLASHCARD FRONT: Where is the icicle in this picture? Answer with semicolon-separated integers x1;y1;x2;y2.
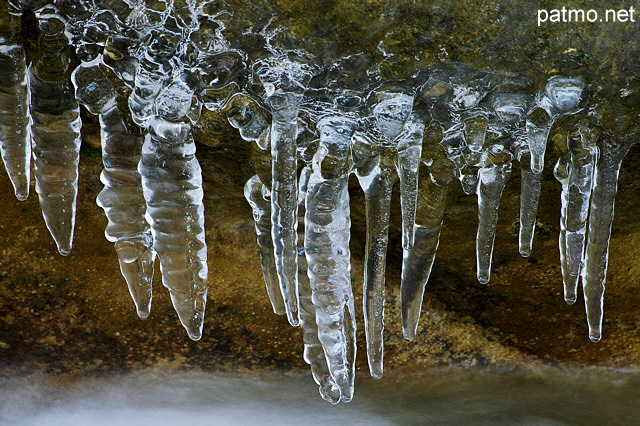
400;143;455;341
139;78;208;341
476;143;513;284
395;113;425;250
526;76;585;173
225;92;285;315
354;89;413;379
244;176;285;315
72;61;155;319
556;122;598;304
305;114;358;400
0;1;31;201
29;13;81;256
297;165;340;404
582;135;636;342
255;56;314;326
488;86;534;258
517;152;542;257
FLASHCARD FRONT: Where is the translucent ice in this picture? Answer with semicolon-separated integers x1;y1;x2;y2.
354;89;414;379
0;5;31;201
73;61;155;319
298;165;340;404
139;79;208;341
305;114;357;399
475;145;512;284
555;122;598;304
256;56;314;326
582;136;636;342
29;15;81;256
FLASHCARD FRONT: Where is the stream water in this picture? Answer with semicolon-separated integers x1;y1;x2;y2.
1;367;638;425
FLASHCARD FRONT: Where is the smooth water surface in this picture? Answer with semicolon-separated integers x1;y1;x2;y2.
1;368;639;425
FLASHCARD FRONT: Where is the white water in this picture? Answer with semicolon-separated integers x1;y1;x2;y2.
1;368;639;425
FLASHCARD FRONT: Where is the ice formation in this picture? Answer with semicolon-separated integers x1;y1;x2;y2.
1;0;639;403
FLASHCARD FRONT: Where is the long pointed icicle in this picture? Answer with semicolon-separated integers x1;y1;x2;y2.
29;15;81;256
476;155;512;284
73;61;155;319
0;2;31;200
356;90;413;379
226;92;285;314
582;136;636;342
305;115;358;400
518;153;542;257
395;113;425;250
400;169;450;341
139;79;208;341
256;57;313;326
297;165;340;404
244;176;286;315
557;123;597;304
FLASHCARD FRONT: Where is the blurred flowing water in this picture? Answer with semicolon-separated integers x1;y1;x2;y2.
1;367;639;425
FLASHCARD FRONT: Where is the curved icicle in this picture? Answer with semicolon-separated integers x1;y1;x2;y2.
297;165;340;404
476;159;512;284
256;57;313;326
29;15;81;256
400;172;449;341
0;4;31;201
305;115;357;400
556;124;597;304
73;61;155;319
582;136;635;342
244;175;286;315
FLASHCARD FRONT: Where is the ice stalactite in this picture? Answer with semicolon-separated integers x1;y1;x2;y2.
554;122;598;304
475;144;513;284
226;92;285;315
474;80;531;283
255;56;314;326
485;79;534;257
128;15;209;339
73;61;155;319
353;88;414;379
520;76;586;258
0;0;31;201
400;141;455;340
29;11;81;256
298;163;340;404
138;77;208;341
305;113;358;401
582;135;637;342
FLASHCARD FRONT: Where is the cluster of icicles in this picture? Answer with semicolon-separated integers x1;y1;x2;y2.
1;0;637;403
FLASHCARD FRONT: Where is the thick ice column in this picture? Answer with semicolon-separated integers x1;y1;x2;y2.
0;2;31;200
72;61;154;319
556;123;598;304
305;115;358;401
476;147;513;284
138;79;208;341
400;152;455;340
225;92;285;315
29;15;81;256
256;57;313;326
297;165;340;404
582;136;636;342
355;90;413;379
